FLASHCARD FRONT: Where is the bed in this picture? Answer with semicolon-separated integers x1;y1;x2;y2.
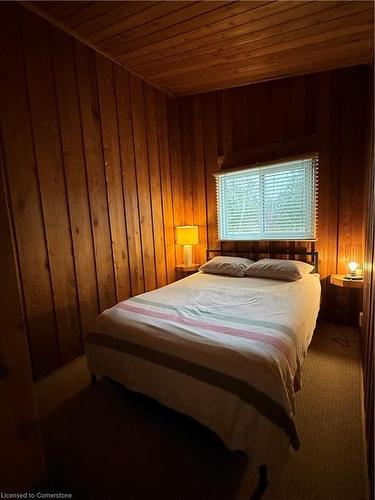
86;252;321;494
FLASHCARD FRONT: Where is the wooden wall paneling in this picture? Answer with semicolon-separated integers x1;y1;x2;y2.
290;76;307;139
202;93;220;253
216;92;224;158
220;88;233;157
75;42;117;312
0;3;59;378
305;74;317;136
219;89;236;253
21;8;81;365
246;84;258;151
268;79;289;258
287;78;309;256
281;79;299;259
233;86;249;162
286;78;309;259
156;92;177;283
316;71;337;285
252;83;269;149
2;4;188;377
232;86;251;254
364;179;374;493
362;100;374;490
167;97;185;266
50;26;99;336
0;134;46;491
218;133;317;170
129;74;157;292
178;97;195;257
191;96;208;265
336;67;368;274
113;67;145;297
144;84;168;288
96;54;131;302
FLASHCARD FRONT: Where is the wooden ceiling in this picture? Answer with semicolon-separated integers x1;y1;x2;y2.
28;1;374;95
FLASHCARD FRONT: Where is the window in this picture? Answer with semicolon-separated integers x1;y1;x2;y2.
215;155;318;241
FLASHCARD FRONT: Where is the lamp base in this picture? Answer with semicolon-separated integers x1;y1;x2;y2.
344;273;363;280
183;245;193;267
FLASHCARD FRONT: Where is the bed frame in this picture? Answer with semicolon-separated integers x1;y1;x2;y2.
206;243;319;273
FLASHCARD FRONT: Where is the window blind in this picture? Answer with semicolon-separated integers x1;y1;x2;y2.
215;156;318;241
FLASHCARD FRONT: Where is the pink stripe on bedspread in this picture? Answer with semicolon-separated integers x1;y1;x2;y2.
116;302;293;361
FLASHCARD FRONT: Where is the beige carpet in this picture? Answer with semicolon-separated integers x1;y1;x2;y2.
264;322;369;500
34;322;369;500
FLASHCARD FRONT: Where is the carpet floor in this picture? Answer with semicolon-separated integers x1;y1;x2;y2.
34;321;369;500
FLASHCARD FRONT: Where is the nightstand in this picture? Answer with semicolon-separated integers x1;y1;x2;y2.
330;274;364;289
329;274;363;325
175;264;200;281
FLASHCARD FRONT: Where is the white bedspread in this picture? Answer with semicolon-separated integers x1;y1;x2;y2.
86;272;321;469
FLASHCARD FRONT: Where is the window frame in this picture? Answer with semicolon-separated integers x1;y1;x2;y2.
215;153;319;242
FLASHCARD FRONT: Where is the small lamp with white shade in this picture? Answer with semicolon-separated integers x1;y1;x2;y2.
175;225;199;267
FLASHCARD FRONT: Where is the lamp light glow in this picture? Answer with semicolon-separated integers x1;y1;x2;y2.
175;225;199;267
348;261;358;273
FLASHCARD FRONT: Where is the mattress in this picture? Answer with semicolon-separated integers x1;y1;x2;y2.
86;271;321;469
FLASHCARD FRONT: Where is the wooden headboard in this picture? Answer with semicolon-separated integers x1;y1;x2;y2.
206;244;319;273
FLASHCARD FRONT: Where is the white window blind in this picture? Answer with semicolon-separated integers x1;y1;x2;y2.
215;156;318;241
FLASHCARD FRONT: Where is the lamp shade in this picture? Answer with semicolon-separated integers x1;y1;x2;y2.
175;225;199;246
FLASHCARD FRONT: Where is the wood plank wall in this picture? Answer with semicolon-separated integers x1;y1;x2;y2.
177;65;372;314
0;4;183;379
362;64;374;494
0;135;46;490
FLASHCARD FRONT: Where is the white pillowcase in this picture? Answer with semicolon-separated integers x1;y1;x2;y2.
199;256;254;277
245;258;314;281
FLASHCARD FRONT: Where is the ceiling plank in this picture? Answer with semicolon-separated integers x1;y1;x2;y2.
87;2;197;43
102;1;259;52
26;1;374;96
169;45;372;95
116;1;296;60
31;1;89;19
119;1;347;65
132;2;371;74
73;2;159;37
155;33;372;88
59;2;122;29
144;14;373;80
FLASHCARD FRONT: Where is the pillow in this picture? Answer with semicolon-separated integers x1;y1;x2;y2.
198;256;254;277
244;258;314;281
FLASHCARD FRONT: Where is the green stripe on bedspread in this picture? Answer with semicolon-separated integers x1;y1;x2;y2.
86;332;300;450
130;296;295;339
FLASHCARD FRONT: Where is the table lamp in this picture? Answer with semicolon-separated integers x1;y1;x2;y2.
175;225;199;267
345;261;362;280
344;243;363;280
